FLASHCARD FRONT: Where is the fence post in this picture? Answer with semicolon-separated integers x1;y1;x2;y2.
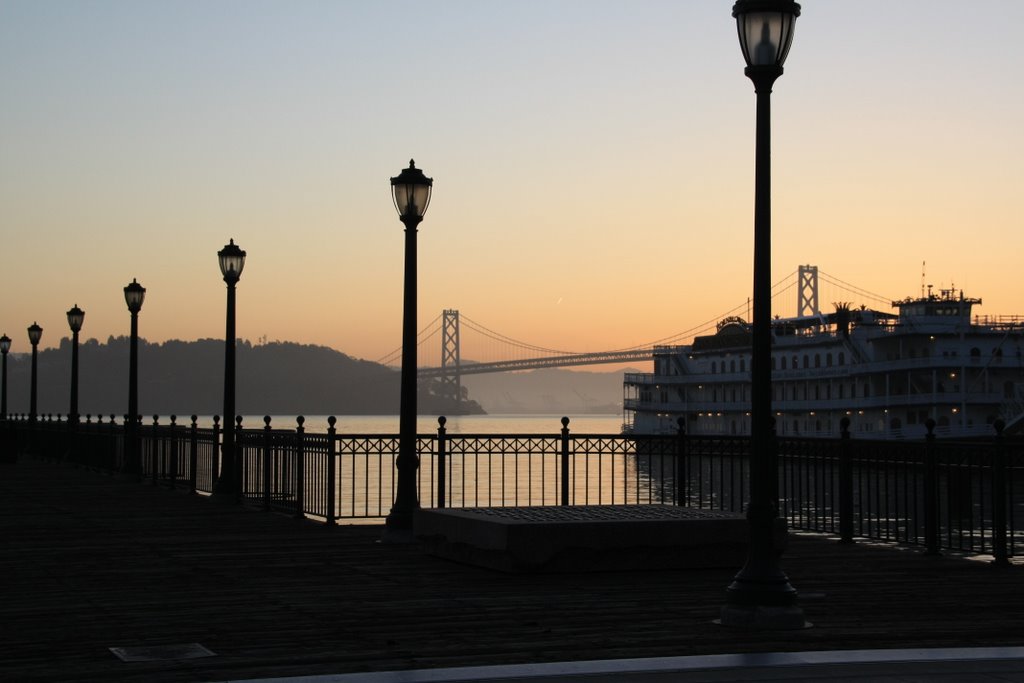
839;416;854;544
326;416;337;525
122;413;131;476
212;415;221;485
263;416;273;511
168;415;178;490
65;413;76;466
560;416;570;506
675;417;686;506
189;415;198;494
924;418;940;556
295;416;305;519
111;415;119;473
150;416;160;486
437;416;447;509
991;419;1009;566
235;415;245;496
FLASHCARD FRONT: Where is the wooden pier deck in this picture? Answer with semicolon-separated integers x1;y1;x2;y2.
2;456;1024;682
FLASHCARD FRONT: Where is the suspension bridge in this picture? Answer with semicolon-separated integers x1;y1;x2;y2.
376;265;894;395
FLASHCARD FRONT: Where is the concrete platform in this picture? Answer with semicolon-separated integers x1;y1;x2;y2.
414;504;748;572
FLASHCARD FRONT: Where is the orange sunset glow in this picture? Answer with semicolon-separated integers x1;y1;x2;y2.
2;1;1021;365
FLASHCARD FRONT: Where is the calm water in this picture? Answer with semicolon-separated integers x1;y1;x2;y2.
222;413;624;435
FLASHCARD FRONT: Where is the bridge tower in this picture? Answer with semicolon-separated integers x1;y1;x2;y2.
798;265;819;317
441;309;461;408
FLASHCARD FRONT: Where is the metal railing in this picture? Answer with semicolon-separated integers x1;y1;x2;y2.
4;412;1021;560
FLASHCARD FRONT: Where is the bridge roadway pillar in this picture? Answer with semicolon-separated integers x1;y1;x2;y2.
798;264;819;317
441;309;462;410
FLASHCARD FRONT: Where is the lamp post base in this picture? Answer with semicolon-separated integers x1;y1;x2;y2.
211;489;240;503
381;511;417;544
211;474;237;500
717;604;809;630
718;512;808;629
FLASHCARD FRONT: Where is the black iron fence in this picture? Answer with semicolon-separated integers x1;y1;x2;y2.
4;413;1021;560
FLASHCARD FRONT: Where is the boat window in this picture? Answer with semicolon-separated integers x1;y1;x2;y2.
731;360;736;373
815;355;821;368
771;357;776;371
792;355;798;369
740;358;745;372
803;355;809;369
826;353;832;367
838;352;845;366
994;348;1003;357
781;357;787;370
711;361;716;374
970;347;981;357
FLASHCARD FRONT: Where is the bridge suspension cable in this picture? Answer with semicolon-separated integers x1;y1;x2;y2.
610;268;799;351
817;270;893;308
375;313;443;366
459;314;579;356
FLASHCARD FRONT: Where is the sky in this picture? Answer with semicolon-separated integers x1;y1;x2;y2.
2;0;1022;364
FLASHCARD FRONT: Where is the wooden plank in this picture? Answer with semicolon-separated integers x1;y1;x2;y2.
1;457;1023;682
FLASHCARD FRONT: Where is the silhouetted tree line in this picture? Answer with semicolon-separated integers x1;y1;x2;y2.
3;337;483;417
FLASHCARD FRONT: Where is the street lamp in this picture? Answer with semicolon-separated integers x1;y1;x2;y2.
66;305;85;425
214;238;245;498
124;279;145;474
384;159;432;540
0;334;10;420
720;0;805;630
27;323;42;423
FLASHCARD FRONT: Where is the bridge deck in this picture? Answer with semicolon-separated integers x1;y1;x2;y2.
3;457;1024;682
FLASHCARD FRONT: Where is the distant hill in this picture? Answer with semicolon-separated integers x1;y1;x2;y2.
2;337;483;418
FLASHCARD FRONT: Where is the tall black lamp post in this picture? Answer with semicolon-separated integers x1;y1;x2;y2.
27;323;42;423
720;0;805;629
214;238;245;498
384;159;432;540
0;334;11;420
66;305;85;425
124;279;145;474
